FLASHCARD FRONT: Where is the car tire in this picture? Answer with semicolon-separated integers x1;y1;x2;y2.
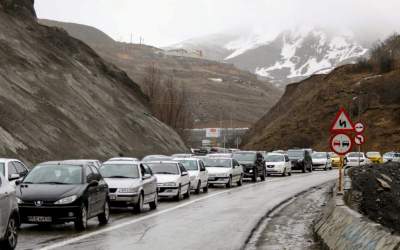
226;176;232;188
260;169;266;181
133;193;144;213
282;168;286;177
302;165;306;173
184;184;191;199
98;200;110;225
0;215;18;250
252;170;258;182
149;192;158;210
237;175;243;186
324;164;328;171
75;204;88;231
175;185;183;201
208;183;213;188
195;181;201;194
288;171;292;176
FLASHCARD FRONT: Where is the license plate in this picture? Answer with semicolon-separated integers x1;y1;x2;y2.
109;194;116;200
27;216;52;223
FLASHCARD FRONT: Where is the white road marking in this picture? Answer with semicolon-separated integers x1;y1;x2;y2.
40;177;280;250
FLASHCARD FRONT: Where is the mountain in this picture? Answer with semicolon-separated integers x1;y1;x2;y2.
0;0;186;164
168;28;368;87
40;20;282;129
241;34;400;152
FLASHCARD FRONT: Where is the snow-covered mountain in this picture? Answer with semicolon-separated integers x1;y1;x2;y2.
167;27;368;86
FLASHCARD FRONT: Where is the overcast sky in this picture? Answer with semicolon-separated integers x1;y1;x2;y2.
35;0;400;47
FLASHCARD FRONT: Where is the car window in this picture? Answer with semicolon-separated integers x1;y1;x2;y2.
147;163;180;175
179;163;187;173
233;159;240;166
7;162;18;178
285;155;290;162
143;164;153;175
24;164;83;184
13;161;27;174
85;165;93;182
199;161;206;171
0;163;5;177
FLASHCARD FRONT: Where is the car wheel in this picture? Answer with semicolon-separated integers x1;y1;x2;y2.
226;176;232;188
302;165;306;173
75;204;88;231
195;181;201;194
260;169;266;181
309;164;313;172
203;183;209;192
149;192;158;210
237;175;243;186
134;193;144;213
282;168;286;177
288;171;292;176
0;215;18;250
324;164;328;171
184;184;191;199
252;170;258;182
175;185;183;201
98;200;110;225
208;183;213;188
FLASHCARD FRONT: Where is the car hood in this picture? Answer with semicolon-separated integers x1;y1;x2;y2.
104;178;141;189
312;158;327;163
206;167;230;174
154;174;179;183
17;184;84;202
265;161;284;165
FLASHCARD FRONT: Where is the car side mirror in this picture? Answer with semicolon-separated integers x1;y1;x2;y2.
143;174;151;180
9;174;21;181
181;172;188;176
15;180;22;186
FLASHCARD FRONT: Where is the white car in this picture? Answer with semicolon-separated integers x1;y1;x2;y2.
146;161;191;201
0;159;29;186
63;159;102;169
173;158;208;194
171;154;193;159
203;158;243;188
100;160;158;213
264;153;292;176
206;153;233;158
108;157;139;162
311;152;332;171
0;174;19;249
345;152;370;167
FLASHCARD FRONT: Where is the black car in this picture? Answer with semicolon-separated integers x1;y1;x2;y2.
287;149;313;173
232;151;266;182
16;161;109;230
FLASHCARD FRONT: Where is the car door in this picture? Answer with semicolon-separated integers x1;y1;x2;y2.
143;164;157;201
284;155;291;171
90;165;107;212
139;164;152;203
231;160;240;181
84;165;98;217
13;161;29;180
7;162;19;184
178;164;190;192
198;160;208;186
0;175;9;236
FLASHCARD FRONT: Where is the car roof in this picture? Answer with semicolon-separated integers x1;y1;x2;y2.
173;158;199;161
233;151;257;153
145;161;179;164
108;157;139;161
103;160;140;165
38;160;86;166
266;153;285;156
0;158;21;163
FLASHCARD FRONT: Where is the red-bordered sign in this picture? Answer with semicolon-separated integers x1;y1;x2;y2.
354;122;366;134
330;133;353;155
330;108;355;133
354;134;366;145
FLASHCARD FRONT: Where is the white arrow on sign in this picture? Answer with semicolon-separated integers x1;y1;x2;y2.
354;122;365;134
354;134;365;145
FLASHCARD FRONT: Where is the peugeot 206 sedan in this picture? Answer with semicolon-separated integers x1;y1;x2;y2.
16;161;110;231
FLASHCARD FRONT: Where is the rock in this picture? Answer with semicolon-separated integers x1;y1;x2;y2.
380;174;393;183
376;178;391;190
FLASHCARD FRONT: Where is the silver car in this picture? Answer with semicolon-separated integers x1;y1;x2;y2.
100;160;158;213
0;174;19;249
0;159;29;186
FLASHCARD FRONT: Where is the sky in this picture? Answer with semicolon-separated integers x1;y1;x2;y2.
35;0;400;47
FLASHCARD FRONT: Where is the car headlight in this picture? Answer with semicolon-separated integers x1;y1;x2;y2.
158;182;177;187
118;188;138;193
54;195;78;205
16;197;23;204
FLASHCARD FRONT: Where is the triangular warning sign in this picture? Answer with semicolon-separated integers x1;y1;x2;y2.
331;108;355;132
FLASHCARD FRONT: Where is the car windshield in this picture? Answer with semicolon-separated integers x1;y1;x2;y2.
142;156;172;161
367;152;381;157
348;153;363;158
171;154;192;158
176;160;198;171
288;150;304;158
147;163;179;175
265;155;285;162
100;164;139;178
203;158;231;168
23;164;82;184
233;153;256;162
312;153;326;159
383;152;394;157
0;163;4;176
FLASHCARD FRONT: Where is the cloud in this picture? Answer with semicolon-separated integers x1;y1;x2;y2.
35;0;400;46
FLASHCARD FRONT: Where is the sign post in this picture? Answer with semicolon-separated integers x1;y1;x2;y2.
330;108;355;194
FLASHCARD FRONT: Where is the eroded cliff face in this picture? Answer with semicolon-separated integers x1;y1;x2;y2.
0;0;187;164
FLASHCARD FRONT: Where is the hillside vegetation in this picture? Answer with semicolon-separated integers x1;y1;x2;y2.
242;34;400;152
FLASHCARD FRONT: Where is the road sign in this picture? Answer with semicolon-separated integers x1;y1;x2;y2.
206;128;220;138
330;133;353;155
331;108;355;132
354;122;365;134
354;134;366;145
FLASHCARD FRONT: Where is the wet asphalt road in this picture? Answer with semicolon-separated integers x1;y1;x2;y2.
17;170;336;250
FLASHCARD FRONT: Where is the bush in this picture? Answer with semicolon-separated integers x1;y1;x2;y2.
353;57;372;72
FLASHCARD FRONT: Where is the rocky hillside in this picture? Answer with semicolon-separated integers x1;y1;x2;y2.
0;0;187;164
40;19;282;128
241;35;400;152
169;28;368;87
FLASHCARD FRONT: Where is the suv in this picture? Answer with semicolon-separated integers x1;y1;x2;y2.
0;174;19;249
287;149;313;173
232;151;266;182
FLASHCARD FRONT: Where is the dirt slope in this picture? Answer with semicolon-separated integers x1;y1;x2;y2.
242;64;400;152
39;19;282;128
0;0;186;164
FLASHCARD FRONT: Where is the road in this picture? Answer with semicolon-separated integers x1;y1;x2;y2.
17;171;336;250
